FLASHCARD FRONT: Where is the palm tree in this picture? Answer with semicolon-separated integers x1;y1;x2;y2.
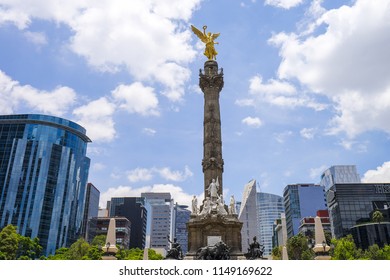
372;210;384;224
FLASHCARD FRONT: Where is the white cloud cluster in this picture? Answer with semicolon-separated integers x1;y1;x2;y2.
0;0;200;101
242;116;262;128
127;168;154;183
265;0;304;9
269;0;390;138
237;75;327;111
99;183;200;208
126;165;194;183
362;162;390;183
73;97;116;142
112;83;159;116
0;70;76;116
300;127;317;139
73;81;161;142
156;166;194;182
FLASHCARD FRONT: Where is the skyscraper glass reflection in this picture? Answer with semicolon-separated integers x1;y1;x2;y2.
257;192;284;257
0;114;91;255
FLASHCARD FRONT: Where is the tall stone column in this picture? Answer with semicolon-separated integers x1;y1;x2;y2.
200;60;224;199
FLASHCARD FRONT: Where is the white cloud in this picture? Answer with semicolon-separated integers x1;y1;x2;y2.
265;0;304;9
270;0;390;137
0;70;76;116
300;127;317;139
126;165;194;183
112;83;159;116
23;31;47;46
235;98;255;107
242;116;263;128
72;97;116;142
337;139;368;152
92;162;106;171
274;130;293;143
156;165;194;182
0;0;200;101
142;128;157;136
362;162;390;183
246;75;327;111
99;183;200;208
127;168;154;183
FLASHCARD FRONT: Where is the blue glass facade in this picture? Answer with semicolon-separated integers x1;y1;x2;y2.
327;183;390;238
283;184;326;238
82;183;100;238
0;114;91;255
173;204;190;254
257;192;284;256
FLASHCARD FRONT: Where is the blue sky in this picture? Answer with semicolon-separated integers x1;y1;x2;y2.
1;0;390;208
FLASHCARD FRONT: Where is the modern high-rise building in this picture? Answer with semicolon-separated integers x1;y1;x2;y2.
87;217;131;249
238;179;258;253
298;210;331;241
283;184;326;238
82;183;100;238
0;114;91;255
141;192;173;251
109;197;148;249
172;203;191;254
320;165;361;191
327;183;390;238
257;192;284;257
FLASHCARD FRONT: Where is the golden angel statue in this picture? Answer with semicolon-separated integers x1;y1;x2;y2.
191;25;220;60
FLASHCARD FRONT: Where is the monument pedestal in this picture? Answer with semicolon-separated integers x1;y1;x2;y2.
186;211;244;259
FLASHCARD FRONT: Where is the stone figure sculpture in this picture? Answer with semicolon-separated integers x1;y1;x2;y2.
206;177;219;202
191;25;220;60
200;197;212;216
192;195;198;215
229;195;236;215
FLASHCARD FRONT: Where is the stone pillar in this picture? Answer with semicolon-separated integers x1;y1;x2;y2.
313;216;331;260
200;60;224;199
102;218;118;260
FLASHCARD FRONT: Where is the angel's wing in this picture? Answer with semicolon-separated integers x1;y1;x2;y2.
191;25;207;43
211;33;220;41
216;176;220;187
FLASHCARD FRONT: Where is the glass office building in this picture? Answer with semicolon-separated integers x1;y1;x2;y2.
283;184;327;238
327;183;390;238
320;165;361;191
0;114;91;255
109;197;148;249
141;192;173;251
82;183;100;238
173;204;191;254
257;192;284;257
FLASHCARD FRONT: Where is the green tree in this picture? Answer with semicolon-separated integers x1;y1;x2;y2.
331;235;362;260
148;248;164;260
286;233;314;260
0;225;19;260
90;235;106;247
86;245;103;260
67;238;90;260
16;236;43;260
47;247;70;260
271;246;282;260
372;211;384;224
